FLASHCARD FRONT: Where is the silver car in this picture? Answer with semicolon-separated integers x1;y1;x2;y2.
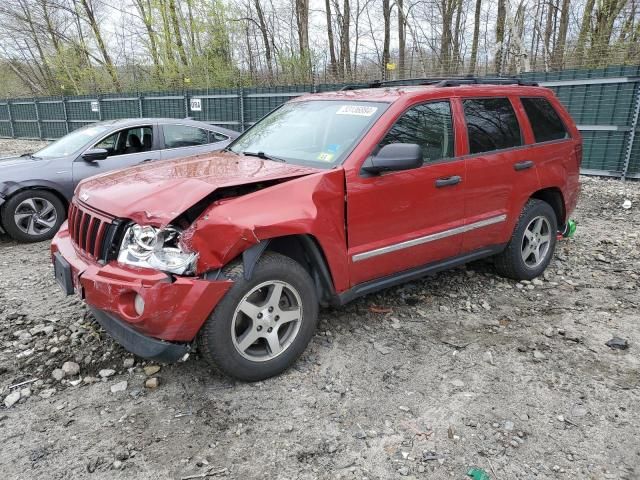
0;118;238;242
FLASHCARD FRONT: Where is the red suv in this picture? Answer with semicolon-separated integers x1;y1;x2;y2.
52;78;581;381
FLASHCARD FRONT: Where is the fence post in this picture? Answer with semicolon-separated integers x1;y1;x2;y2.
97;94;103;121
238;87;245;132
183;90;189;118
34;99;43;140
622;82;640;180
61;95;70;134
7;99;15;138
138;93;143;117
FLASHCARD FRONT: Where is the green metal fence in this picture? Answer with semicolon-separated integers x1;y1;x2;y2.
1;66;639;179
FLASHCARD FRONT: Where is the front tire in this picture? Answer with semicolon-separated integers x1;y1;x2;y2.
494;199;558;280
198;252;319;382
1;189;66;243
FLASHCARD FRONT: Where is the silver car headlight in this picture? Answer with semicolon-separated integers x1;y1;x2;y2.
117;224;197;275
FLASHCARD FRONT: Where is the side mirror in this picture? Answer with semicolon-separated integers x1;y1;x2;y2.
82;148;108;162
361;143;423;175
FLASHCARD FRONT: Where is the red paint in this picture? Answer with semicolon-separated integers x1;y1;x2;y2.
52;84;581;345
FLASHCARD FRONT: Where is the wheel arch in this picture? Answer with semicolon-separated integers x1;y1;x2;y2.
0;185;69;232
530;187;565;225
2;184;70;211
237;234;337;305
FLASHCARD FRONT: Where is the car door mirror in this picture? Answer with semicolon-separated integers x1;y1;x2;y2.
361;143;423;174
82;148;109;162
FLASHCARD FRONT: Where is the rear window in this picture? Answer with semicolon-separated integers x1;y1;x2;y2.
463;98;522;154
521;97;569;143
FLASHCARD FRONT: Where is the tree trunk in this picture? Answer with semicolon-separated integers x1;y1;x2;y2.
78;0;121;90
134;0;162;81
452;0;463;72
168;0;189;68
382;0;391;78
468;0;482;74
295;0;311;78
342;0;351;77
398;0;406;76
574;0;594;66
254;0;274;81
495;0;506;74
325;0;338;77
551;0;570;69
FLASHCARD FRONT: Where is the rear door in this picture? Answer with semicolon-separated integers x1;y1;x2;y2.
72;124;161;187
346;100;467;286
459;96;540;253
160;124;230;160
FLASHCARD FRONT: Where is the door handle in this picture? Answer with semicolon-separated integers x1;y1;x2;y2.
514;160;534;171
138;158;153;164
435;175;462;187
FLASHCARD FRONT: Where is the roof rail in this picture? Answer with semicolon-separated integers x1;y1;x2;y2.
338;76;538;91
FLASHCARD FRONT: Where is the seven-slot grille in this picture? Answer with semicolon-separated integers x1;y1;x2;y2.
67;201;115;260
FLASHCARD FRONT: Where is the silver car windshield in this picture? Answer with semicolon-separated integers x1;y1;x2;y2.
229;100;388;168
35;124;112;158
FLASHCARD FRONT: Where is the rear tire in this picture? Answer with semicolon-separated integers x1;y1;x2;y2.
494;199;557;280
198;252;319;382
1;189;66;243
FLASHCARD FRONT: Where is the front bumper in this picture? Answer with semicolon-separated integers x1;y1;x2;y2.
51;223;233;354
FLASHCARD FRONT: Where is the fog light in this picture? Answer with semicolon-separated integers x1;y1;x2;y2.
134;294;145;316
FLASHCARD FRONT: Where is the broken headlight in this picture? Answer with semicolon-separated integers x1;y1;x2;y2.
117;224;197;275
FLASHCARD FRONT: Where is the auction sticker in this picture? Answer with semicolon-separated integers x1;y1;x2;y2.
336;105;378;117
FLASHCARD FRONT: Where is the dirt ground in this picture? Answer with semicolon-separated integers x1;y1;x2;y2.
1;138;639;480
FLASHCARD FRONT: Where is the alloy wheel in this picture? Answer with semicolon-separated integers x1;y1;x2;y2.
14;197;58;236
521;215;552;268
231;280;303;362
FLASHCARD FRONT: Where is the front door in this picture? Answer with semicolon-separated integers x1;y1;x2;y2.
73;124;161;187
346;100;467;286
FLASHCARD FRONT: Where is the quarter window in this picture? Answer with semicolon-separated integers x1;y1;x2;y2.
463;98;522;154
163;125;210;148
209;130;229;143
380;101;454;163
521;97;569;143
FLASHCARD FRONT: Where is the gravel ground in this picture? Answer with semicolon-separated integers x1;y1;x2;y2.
1;139;639;480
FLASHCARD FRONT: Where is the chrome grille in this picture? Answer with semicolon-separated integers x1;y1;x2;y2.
67;201;115;260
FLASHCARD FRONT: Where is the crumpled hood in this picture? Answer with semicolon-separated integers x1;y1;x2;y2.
76;151;321;225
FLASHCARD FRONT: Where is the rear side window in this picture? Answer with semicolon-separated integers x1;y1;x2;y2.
463;98;522;154
380;101;454;163
163;125;209;148
521;97;569;143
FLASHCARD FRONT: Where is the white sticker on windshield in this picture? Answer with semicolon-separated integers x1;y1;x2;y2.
336;105;378;117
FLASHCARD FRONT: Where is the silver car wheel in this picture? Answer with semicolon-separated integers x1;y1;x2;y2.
231;280;303;362
521;215;552;268
14;197;58;236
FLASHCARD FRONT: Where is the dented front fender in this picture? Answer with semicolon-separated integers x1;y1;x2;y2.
184;169;350;292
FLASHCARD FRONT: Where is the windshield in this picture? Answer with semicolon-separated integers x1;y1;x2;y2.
35;124;112;158
230;100;388;167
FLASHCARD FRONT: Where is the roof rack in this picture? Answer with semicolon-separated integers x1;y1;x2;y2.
339;76;538;91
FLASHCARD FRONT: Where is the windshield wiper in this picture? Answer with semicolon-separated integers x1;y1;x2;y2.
242;151;286;163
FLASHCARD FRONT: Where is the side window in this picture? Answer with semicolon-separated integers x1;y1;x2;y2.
163;125;210;148
379;101;454;163
463;98;522;154
95;132;119;152
93;126;153;157
521;97;569;143
209;130;229;143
